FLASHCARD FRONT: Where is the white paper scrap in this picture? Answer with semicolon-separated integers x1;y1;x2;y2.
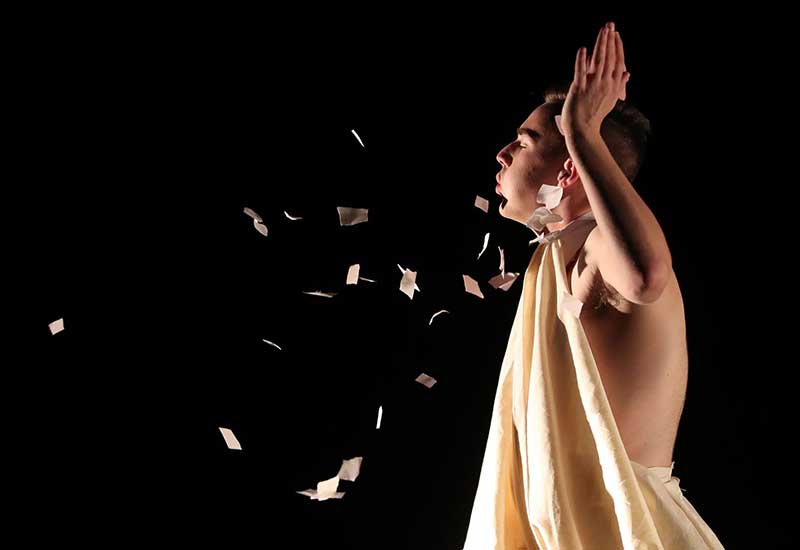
219;427;242;450
415;373;437;388
346;264;360;285
49;318;65;335
463;274;484;299
428;309;450;326
474;195;489;213
337;207;369;226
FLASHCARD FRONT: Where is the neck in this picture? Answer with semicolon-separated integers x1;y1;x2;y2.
546;204;592;234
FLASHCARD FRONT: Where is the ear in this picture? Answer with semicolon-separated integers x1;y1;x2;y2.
557;158;581;188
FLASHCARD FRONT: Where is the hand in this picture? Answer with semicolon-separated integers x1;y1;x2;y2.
561;22;631;138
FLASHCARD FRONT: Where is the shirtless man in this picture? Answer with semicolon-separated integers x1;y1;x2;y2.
495;21;684;469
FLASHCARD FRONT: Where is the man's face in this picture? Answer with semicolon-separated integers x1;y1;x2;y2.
495;103;567;224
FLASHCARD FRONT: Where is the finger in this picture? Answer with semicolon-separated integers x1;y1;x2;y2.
579;47;587;89
595;27;608;78
574;47;581;84
619;72;630;100
589;25;605;73
615;31;626;78
603;28;616;80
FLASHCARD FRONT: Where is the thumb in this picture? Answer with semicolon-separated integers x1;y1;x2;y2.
619;72;631;100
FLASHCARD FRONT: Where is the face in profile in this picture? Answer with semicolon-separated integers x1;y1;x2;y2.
495;103;568;225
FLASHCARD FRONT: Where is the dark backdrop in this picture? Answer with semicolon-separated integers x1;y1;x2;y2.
14;8;792;548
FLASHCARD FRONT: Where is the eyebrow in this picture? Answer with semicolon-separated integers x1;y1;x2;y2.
517;127;540;140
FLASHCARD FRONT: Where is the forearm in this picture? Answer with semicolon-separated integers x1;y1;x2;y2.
565;128;672;287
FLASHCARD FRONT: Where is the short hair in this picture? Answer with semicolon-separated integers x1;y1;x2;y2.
543;85;651;182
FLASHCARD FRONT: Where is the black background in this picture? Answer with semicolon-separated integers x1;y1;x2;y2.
13;7;794;548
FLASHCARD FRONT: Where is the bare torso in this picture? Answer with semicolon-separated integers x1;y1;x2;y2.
562;225;688;468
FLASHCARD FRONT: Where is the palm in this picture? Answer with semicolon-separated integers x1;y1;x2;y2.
560;23;631;137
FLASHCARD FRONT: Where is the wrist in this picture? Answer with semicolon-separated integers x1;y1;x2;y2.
565;125;602;146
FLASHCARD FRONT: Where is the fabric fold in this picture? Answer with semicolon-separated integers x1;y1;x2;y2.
463;214;724;549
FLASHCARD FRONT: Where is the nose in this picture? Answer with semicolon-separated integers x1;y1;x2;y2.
496;142;513;168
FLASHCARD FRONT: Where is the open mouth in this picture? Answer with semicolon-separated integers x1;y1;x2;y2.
495;175;508;208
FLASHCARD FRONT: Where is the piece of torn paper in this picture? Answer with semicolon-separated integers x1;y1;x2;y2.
498;246;505;276
317;476;340;498
397;265;421;290
284;210;303;221
529;229;562;246
397;264;420;299
474;195;489;213
463;274;484;299
558;290;584;322
555;114;565;136
429;309;450;326
337;207;369;226
488;272;519;291
296;489;346;501
376;405;383;429
302;291;338;298
537;184;564;210
337;457;363;482
359;277;377;283
49;318;65;335
400;270;418;299
297;474;346;501
477;232;490;260
262;339;282;350
297;489;346;500
415;373;437;388
219;427;242;450
525;206;562;233
346;264;360;285
351;129;365;148
253;219;269;237
243;207;263;223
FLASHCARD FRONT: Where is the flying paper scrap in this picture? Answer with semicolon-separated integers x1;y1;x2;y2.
474;195;489;213
347;264;360;285
296;489;346;501
498;246;505;275
429;309;450;325
243;207;262;222
526;206;562;233
337;457;363;482
49;318;65;335
351;129;365;148
262;339;282;350
488;272;519;291
337;207;369;226
555;114;565;136
537;184;564;210
398;264;420;299
302;291;338;298
529;230;562;246
463;274;484;299
284;211;303;221
317;476;340;499
253;220;268;236
219;427;242;450
477;232;490;260
415;373;437;388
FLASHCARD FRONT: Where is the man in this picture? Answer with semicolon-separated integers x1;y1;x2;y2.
463;22;725;549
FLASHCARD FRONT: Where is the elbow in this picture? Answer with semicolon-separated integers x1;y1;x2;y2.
631;261;672;305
